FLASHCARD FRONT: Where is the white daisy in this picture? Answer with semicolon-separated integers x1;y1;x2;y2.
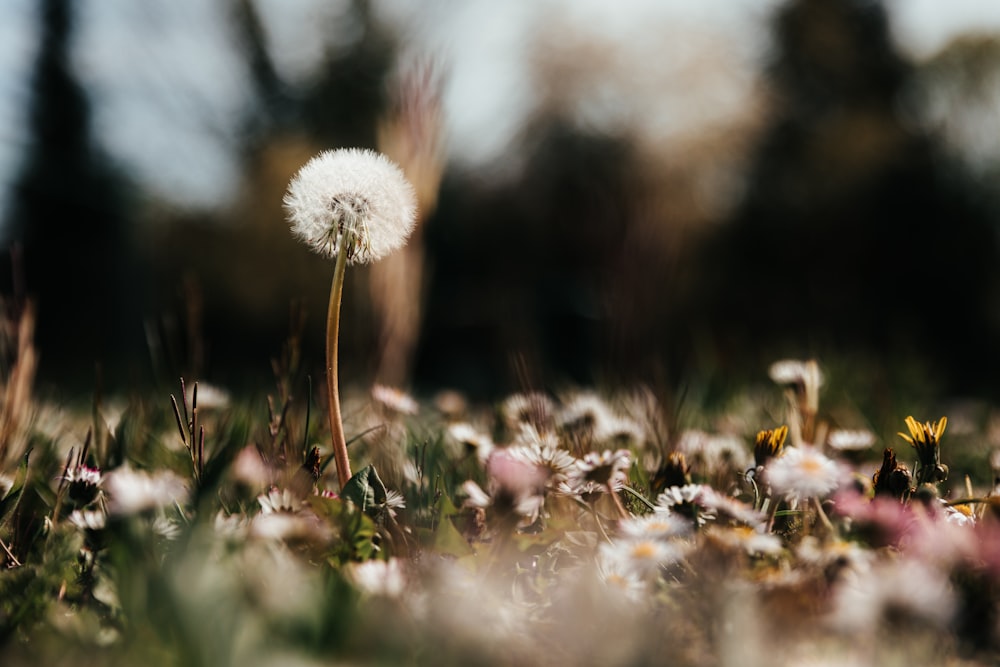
348;557;407;598
617;511;692;540
447;422;494;462
827;429;876;452
372;384;419;415
104;466;188;516
764;446;842;503
599;536;688;576
829;557;956;633
566;449;631;492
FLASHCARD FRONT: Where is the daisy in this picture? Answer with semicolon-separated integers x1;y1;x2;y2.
565;449;631;492
599;536;688;576
500;392;556;432
62;464;102;507
447;422;494;462
764;446;842;503
349;558;407;598
617;511;692;540
829;557;956;633
827;429;876;452
104;466;188;516
655;484;718;526
372;384;419;415
705;525;782;556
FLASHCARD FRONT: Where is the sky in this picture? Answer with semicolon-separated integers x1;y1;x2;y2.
1;0;1000;224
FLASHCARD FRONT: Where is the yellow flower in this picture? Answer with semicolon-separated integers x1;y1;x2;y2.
753;425;788;468
897;416;948;485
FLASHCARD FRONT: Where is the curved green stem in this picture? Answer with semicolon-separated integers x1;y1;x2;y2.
327;237;351;490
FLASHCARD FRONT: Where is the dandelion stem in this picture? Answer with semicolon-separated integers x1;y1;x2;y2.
326;235;352;489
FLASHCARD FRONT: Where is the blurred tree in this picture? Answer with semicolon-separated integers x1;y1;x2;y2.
692;0;1000;392
4;0;137;386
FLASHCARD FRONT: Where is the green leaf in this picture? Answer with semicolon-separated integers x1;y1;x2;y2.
341;465;387;517
0;449;31;529
426;492;473;557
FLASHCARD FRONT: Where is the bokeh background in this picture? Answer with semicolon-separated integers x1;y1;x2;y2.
2;0;1000;401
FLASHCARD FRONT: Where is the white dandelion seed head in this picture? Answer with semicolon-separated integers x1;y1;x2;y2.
765;446;842;503
284;148;417;265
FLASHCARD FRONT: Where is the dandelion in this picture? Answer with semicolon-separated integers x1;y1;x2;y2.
285;149;417;490
764;446;841;504
871;448;912;502
753;425;788;468
650;451;692;493
898;415;949;485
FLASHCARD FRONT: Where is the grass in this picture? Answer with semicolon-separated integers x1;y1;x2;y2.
0;301;999;666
